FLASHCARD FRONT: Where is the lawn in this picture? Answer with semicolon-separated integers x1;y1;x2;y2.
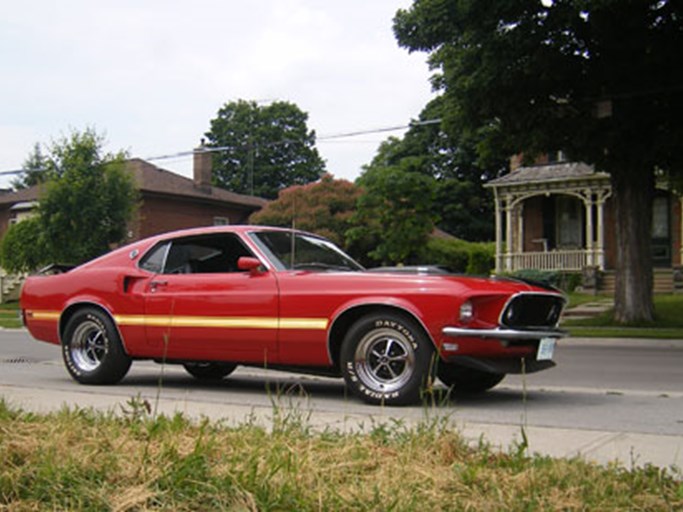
562;293;683;338
0;399;680;511
0;301;21;329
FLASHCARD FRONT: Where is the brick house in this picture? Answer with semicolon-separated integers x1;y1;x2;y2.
0;149;267;243
485;154;681;293
0;149;267;300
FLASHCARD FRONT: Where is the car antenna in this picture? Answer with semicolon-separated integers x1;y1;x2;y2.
290;192;296;269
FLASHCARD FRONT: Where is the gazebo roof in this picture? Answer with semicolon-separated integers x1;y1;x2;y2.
486;162;609;188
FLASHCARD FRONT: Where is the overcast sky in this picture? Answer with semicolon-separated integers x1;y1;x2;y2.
0;1;435;189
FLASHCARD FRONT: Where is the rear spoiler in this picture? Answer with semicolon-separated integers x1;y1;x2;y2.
35;263;76;275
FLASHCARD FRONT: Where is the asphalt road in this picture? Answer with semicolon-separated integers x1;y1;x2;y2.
1;329;681;438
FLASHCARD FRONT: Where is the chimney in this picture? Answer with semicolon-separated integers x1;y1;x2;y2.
193;140;212;191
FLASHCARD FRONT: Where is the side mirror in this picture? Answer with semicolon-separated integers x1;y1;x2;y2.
237;256;264;274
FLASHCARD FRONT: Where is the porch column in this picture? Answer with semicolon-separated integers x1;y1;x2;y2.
584;192;595;267
494;190;503;272
596;196;607;270
517;202;524;261
505;196;513;271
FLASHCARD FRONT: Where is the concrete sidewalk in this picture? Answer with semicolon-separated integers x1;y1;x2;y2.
1;383;681;475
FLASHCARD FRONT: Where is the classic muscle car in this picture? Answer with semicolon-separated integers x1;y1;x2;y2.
20;226;567;405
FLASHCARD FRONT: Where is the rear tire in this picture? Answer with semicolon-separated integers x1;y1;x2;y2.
340;312;435;406
62;308;131;384
437;364;504;394
183;362;237;381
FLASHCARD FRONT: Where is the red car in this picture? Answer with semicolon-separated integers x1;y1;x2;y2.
20;226;567;406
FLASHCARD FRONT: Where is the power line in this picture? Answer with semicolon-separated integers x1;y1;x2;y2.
1;118;444;172
143;118;442;162
318;118;442;141
0;169;32;176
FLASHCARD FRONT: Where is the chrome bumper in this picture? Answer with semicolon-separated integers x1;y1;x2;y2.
442;326;568;340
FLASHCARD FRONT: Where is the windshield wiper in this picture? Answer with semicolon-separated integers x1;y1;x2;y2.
292;262;353;272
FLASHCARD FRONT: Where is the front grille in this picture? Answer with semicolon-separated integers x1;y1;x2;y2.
501;293;565;329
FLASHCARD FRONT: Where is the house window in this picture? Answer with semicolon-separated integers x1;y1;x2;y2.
652;196;669;239
213;217;229;226
546;151;567;164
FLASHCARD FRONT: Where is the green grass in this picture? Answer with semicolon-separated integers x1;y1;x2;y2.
0;301;21;329
0;399;680;511
563;293;683;339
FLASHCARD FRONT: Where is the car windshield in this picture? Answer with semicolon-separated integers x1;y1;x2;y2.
250;231;363;272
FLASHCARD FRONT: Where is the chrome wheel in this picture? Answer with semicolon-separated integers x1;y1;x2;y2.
62;308;131;385
354;328;415;394
341;313;434;406
71;320;107;372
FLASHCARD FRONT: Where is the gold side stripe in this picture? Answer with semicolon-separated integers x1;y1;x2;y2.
28;311;61;321
114;314;327;330
29;310;328;330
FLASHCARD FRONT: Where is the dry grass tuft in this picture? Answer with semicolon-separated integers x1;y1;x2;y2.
0;399;680;511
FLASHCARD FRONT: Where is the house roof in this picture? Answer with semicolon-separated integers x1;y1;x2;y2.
485;162;609;188
0;159;268;210
127;158;267;210
0;184;39;206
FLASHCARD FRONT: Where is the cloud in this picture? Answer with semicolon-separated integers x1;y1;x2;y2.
0;1;433;186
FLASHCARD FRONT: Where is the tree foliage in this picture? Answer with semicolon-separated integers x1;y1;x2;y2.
394;0;683;322
250;174;361;249
1;129;138;270
349;161;438;266
205;100;326;199
10;144;48;190
364;97;507;241
0;217;48;273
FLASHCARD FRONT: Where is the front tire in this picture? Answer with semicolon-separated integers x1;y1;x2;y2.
437;364;505;394
62;308;132;384
340;313;435;406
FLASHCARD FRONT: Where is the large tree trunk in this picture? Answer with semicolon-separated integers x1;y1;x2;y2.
611;169;654;323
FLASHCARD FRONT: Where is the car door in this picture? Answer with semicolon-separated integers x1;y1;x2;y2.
140;233;279;363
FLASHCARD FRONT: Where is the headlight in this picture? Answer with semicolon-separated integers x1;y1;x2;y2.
459;300;474;322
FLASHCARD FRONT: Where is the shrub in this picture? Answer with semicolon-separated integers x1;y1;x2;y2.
501;269;581;292
465;244;495;275
422;238;495;275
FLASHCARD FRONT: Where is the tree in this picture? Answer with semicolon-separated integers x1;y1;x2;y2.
0;217;48;273
250;174;361;249
0;129;139;269
205;100;326;199
365;97;507;241
394;0;683;323
349;159;438;266
39;130;138;263
10;143;49;190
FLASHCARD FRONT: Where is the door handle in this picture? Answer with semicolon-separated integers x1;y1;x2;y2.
150;280;168;292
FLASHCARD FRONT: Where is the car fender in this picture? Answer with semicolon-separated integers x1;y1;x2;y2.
59;297;130;355
326;296;436;367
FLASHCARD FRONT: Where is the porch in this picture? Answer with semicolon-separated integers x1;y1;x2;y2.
486;162;613;274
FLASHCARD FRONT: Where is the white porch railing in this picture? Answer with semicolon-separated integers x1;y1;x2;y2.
0;271;27;303
503;250;592;271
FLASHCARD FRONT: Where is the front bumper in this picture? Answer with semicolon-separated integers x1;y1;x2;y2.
442;326;568;340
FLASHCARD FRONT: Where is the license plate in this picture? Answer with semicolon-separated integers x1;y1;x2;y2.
537;338;556;361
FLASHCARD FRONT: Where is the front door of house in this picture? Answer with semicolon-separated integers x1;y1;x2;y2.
651;194;671;267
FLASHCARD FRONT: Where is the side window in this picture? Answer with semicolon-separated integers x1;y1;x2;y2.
159;234;253;274
139;242;170;273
